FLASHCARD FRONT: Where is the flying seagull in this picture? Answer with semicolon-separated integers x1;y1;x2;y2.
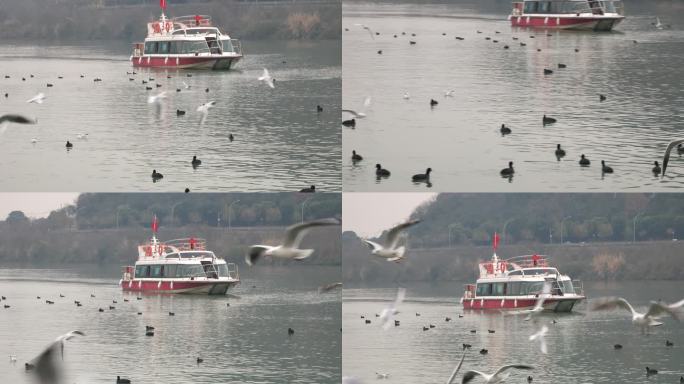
147;92;166;104
246;218;340;266
508;281;552;320
354;24;375;39
26;93;47;104
446;349;468;384
342;96;372;118
661;139;684;176
27;330;85;384
462;365;534;384
363;219;421;262
591;297;684;334
197;101;216;125
258;68;275;88
529;325;549;354
0;114;37;135
318;282;343;293
379;287;406;330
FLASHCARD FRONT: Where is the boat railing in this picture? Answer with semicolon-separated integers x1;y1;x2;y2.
172;15;213;29
505;254;549;269
163;238;207;251
572;279;584;296
226;263;239;280
229;39;242;56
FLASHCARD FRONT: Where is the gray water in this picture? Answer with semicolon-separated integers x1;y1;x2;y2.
0;265;341;383
0;40;341;192
342;1;684;192
343;281;684;383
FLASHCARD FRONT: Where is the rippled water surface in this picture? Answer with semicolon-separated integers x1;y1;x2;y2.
0;40;341;191
0;266;341;383
343;1;684;191
343;281;684;383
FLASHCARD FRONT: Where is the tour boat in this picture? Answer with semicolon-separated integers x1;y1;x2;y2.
130;1;242;69
509;0;625;31
120;217;239;295
461;234;585;311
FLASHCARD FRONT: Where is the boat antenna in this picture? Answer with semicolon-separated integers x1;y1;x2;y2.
159;0;167;20
151;214;159;243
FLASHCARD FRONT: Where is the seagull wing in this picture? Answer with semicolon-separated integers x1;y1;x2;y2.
645;300;684;321
363;239;384;252
461;370;487;384
492;365;534;378
246;245;270;266
386;219;421;249
258;68;270;81
31;331;84;384
662;139;684;175
282;218;340;249
0;114;37;125
446;350;467;384
27;93;46;104
590;297;637;316
342;109;360;117
363;96;372;108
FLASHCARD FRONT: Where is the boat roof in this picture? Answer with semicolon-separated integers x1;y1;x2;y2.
144;14;232;39
136;236;218;260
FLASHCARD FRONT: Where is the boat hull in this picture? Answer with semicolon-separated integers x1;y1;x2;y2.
463;296;584;312
131;55;241;70
510;15;624;31
121;279;238;295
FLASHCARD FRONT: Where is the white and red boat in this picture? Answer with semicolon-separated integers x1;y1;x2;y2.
130;0;242;70
509;0;625;31
461;235;585;312
120;217;239;295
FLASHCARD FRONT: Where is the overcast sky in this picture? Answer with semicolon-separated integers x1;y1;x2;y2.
342;192;437;237
0;193;79;219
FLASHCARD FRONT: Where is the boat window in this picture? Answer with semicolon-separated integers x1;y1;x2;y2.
158;41;170;54
221;39;234;53
521;281;544;295
507;282;521;296
168;42;178;54
165;253;179;259
561;280;575;294
508;270;522;276
476;283;492;296
180;251;213;259
493;283;505;296
135;265;149;278
217;264;230;277
523;268;556;276
176;264;206;278
524;1;539;13
144;41;159;54
163;264;177;277
538;1;551;13
150;264;163;278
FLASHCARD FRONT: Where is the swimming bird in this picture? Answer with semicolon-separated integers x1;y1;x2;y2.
520;42;526;46
65;141;73;149
229;133;234;142
245;218;340;265
591;297;684;334
542;115;556;125
479;349;488;355
653;161;661;175
26;331;85;384
461;365;534;384
412;168;432;182
363;219;421;262
375;164;390;177
299;185;315;193
342;118;356;127
543;69;553;75
116;376;131;384
529;325;548;354
352;150;363;161
197;101;216;125
379;287;405;330
176;109;186;116
376;372;389;379
599;94;607;101
500;124;511;135
191;156;201;167
258;68;275;88
169;312;175;316
445;350;467;384
288;328;295;335
26;93;47;104
152;170;163;180
500;161;514;176
579;154;590;166
558;63;567;68
646;367;658;376
403;92;410;100
601;161;613;173
614;344;622;349
147;92;166;104
354;24;375;39
430;99;438;106
196;357;203;365
555;144;566;157
317;105;323;113
666;340;674;346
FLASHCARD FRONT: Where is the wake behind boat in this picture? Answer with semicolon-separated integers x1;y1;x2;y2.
509;0;625;31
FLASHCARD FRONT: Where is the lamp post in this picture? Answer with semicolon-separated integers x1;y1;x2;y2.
228;200;240;230
301;197;313;223
633;212;643;243
170;201;185;227
448;222;460;248
560;216;572;245
502;218;516;245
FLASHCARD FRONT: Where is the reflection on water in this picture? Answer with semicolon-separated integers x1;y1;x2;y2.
0;266;341;383
0;40;341;192
343;281;684;383
343;1;684;192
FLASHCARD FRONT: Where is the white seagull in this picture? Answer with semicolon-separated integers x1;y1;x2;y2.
508;281;552;320
661;139;684;176
446;350;468;384
376;372;390;379
363;219;421;262
529;325;549;354
591;297;684;334
182;81;191;89
258;68;275;88
77;133;88;140
342;96;372;118
197;101;216;125
379;287;406;330
246;218;340;266
461;365;534;384
444;90;455;97
26;93;47;104
27;330;85;384
403;92;410;100
655;17;663;29
354;23;375;39
0;114;37;135
147;91;166;104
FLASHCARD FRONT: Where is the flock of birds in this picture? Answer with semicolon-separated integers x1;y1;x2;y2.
1;218;342;383
1;66;325;192
343;17;684;186
343;218;684;383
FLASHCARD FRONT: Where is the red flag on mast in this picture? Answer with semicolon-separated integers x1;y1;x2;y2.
493;232;500;250
151;215;159;233
160;0;167;10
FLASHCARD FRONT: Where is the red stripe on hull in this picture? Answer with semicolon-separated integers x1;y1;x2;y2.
121;279;237;294
131;55;241;70
510;15;623;31
463;297;583;311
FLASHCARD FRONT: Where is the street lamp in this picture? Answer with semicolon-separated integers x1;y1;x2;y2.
560;216;572;245
633;212;643;243
502;218;516;245
228;200;240;230
301;197;314;223
170;201;185;227
448;222;460;248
